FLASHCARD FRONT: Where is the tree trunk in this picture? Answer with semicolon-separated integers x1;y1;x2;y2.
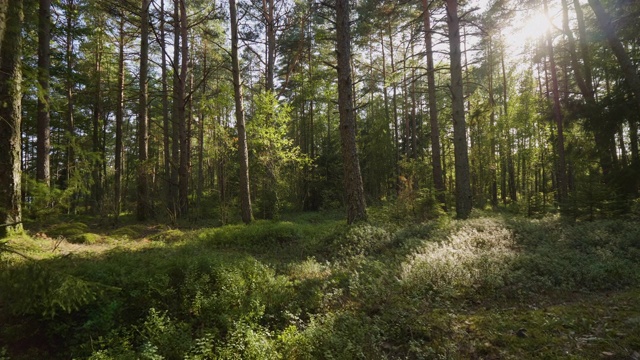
487;36;498;207
115;17;125;220
544;0;568;201
137;0;150;220
159;0;172;215
501;46;517;202
178;0;189;216
388;24;400;193
421;0;446;208
65;0;75;208
446;0;472;219
197;45;207;214
170;0;180;217
336;0;367;224
91;16;104;214
0;0;23;237
36;0;50;185
263;0;275;92
230;0;254;224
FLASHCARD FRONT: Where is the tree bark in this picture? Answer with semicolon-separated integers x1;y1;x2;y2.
178;0;189;216
91;15;104;214
65;0;75;199
159;0;172;215
170;0;180;217
263;0;276;92
0;0;23;237
115;17;125;220
36;0;51;185
422;0;446;208
336;0;367;224
230;0;254;224
544;0;568;201
137;0;150;220
446;0;472;219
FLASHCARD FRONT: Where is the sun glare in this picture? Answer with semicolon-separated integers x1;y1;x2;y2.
504;11;555;50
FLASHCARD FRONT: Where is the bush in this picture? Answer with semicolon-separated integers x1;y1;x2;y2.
325;224;392;258
400;218;516;299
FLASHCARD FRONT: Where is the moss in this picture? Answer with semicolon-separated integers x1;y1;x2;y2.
47;222;89;239
69;233;105;245
110;225;146;240
149;229;185;243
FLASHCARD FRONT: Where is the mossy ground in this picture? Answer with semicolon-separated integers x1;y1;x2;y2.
0;211;638;359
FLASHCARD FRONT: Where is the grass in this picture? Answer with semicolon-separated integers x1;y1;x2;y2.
0;211;639;359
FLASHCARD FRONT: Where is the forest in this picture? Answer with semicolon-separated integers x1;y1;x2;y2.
1;0;639;358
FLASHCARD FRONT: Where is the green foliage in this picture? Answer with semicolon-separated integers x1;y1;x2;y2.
2;212;640;359
401;218;516;299
0;262;100;317
200;220;302;251
248;91;310;219
325;223;392;258
23;177;64;219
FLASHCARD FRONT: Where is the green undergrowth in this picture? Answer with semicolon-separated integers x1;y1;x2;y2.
1;211;639;359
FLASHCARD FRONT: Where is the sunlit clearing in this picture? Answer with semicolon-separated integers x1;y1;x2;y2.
505;12;553;49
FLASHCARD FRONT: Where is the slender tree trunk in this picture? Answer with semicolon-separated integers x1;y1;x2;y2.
65;0;75;202
36;0;50;185
178;0;189;216
388;24;400;193
115;17;125;220
629;122;640;165
137;0;150;220
421;0;446;208
380;30;394;194
263;0;275;92
91;18;103;214
0;0;23;237
544;0;568;201
410;43;418;161
573;0;593;95
501;47;517;202
446;0;472;219
230;0;253;224
0;0;6;42
170;0;181;217
159;0;172;214
197;45;206;214
487;36;498;207
336;0;367;224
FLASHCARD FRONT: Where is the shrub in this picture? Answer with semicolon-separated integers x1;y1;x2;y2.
326;224;392;258
400;218;517;299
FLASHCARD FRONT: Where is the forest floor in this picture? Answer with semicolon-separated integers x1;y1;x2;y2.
1;209;639;359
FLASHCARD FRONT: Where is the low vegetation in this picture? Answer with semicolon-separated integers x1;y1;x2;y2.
1;210;639;359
